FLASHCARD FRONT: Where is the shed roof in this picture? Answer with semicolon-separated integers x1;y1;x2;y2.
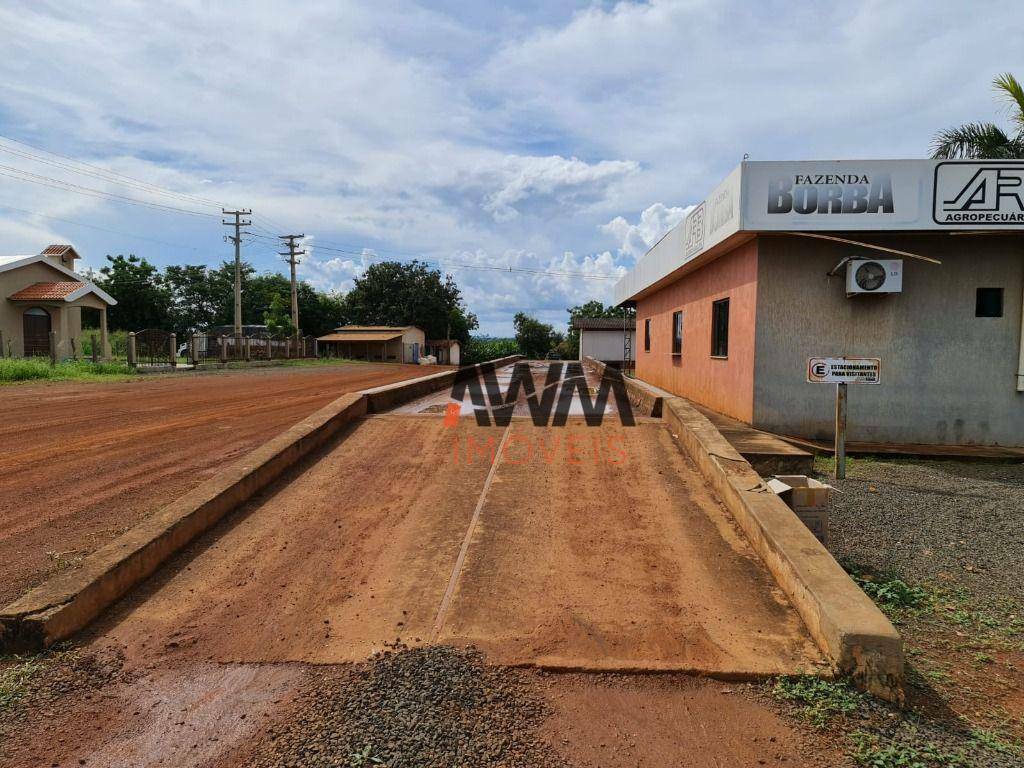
332;325;420;332
318;331;404;342
571;317;635;331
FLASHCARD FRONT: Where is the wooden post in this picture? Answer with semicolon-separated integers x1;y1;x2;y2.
127;332;137;367
219;336;227;364
244;336;251;362
91;333;98;363
169;333;177;368
835;382;848;480
49;331;57;366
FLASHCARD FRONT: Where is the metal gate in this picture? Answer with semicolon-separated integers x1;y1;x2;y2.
135;329;171;365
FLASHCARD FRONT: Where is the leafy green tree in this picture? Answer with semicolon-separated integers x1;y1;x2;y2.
164;264;219;333
344;261;478;343
563;300;633;359
932;73;1024;158
513;312;559;358
94;254;172;331
263;293;297;337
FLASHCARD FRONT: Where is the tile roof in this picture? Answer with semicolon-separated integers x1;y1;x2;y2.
40;244;79;259
570;317;636;331
8;281;86;301
318;331;404;342
333;325;416;332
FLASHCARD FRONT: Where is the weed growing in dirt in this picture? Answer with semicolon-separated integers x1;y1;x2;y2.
771;676;861;727
0;657;45;712
0;358;132;384
348;745;386;766
970;728;1023;757
849;731;967;768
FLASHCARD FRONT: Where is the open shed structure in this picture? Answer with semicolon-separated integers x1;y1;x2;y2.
615;159;1024;447
317;325;426;363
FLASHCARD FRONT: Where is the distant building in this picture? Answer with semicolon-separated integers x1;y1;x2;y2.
0;245;117;359
424;339;460;365
614;159;1024;447
570;317;635;367
317;325;426;362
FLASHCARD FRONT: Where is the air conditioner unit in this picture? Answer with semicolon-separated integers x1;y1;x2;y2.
846;259;902;295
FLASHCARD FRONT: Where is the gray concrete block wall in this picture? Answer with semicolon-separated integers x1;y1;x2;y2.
752;234;1024;446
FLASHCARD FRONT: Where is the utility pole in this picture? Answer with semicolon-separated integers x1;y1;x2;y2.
222;209;252;336
278;234;306;337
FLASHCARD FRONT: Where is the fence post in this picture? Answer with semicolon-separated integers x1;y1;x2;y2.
127;332;136;368
219;336;227;364
169;333;177;368
244;336;251;362
191;334;200;366
91;333;98;364
0;329;5;359
48;331;58;366
314;338;319;358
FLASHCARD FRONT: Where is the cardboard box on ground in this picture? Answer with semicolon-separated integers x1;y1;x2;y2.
767;475;832;546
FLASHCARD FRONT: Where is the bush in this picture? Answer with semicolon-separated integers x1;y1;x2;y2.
0;358;132;383
462;337;519;365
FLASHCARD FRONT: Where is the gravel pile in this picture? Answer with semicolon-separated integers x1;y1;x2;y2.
823;458;1024;602
251;644;568;768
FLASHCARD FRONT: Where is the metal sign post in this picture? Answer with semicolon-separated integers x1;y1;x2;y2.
835;382;848;479
807;357;881;480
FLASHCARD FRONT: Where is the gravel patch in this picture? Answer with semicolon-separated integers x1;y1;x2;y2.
822;458;1024;602
250;644;568;768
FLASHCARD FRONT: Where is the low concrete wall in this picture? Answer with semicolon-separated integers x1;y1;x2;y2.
0;355;523;652
662;396;904;701
361;354;523;413
0;392;368;652
582;356;664;417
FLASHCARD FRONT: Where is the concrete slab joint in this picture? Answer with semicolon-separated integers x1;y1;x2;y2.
661;395;904;702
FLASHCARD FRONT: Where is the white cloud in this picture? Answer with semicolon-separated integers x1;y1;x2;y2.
601;202;691;260
0;0;1020;336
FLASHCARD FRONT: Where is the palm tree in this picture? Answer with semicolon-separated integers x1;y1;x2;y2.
931;73;1024;159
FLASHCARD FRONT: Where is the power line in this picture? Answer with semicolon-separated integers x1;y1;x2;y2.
0;133;231;209
278;234;306;334
222;209;252;335
0;166;220;218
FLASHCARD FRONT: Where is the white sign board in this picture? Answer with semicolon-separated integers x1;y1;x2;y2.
807;357;880;384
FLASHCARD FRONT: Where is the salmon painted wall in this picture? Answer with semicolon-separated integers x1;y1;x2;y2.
635;239;759;422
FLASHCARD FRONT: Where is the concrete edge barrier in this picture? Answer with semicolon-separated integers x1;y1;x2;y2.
661;396;904;702
581;356;663;417
360;354;524;413
0;392;368;652
0;354;523;652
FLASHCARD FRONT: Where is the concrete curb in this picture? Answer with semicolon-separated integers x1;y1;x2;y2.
0;392;368;652
361;354;523;413
0;355;523;652
661;396;904;702
581;356;664;417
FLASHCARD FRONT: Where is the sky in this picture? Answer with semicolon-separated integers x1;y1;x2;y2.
0;1;1020;336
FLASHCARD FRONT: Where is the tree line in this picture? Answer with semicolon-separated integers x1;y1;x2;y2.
92;255;478;343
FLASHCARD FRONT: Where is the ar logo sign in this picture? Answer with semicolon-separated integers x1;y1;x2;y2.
934;162;1024;224
449;361;636;427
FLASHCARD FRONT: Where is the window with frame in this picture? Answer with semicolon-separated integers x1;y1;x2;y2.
711;298;729;358
644;318;651;352
976;287;1003;318
672;310;683;355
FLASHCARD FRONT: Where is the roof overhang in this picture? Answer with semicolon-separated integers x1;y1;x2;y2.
615;159;1024;305
318;331;404;342
0;253;116;305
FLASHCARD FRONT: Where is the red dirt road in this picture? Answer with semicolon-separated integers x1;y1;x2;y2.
0;363;445;605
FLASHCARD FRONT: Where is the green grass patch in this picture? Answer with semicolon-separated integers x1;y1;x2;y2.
0;657;45;712
0;358;134;384
969;728;1022;756
843;564;931;611
771;676;861;728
